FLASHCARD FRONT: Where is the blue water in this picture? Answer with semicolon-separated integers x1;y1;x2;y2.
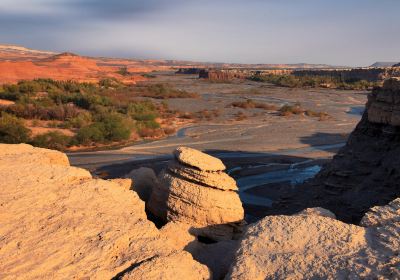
236;164;322;207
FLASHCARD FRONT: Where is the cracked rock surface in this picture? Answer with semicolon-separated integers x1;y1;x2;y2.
0;144;210;280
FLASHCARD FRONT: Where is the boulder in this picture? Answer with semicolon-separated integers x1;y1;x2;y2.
0;144;210;280
148;147;244;240
226;209;399;279
174;146;226;172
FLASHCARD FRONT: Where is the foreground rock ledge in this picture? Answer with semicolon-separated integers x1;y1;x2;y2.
0;144;398;279
0;144;210;280
227;211;399;279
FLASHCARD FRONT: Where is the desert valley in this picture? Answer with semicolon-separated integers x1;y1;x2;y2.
0;2;400;278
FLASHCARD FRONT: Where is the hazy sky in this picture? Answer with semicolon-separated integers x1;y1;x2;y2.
0;0;399;66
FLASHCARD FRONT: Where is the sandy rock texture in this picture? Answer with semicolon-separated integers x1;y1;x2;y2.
174;146;226;172
0;144;210;280
361;198;400;227
295;207;337;219
226;209;400;279
147;147;244;240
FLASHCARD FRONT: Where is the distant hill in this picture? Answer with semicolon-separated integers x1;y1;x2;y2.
370;62;399;68
393;63;400;67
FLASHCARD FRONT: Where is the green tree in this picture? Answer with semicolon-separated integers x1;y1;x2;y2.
0;112;31;144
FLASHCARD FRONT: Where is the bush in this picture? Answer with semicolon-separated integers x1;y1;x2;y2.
99;78;124;89
66;112;92;128
0;112;31;144
231;99;278;110
279;103;304;116
75;123;105;145
75;112;133;145
138;127;164;138
31;131;72;151
117;67;130;76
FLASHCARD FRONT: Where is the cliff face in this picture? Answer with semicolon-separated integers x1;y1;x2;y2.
271;78;400;223
314;78;400;222
293;67;400;82
199;70;247;81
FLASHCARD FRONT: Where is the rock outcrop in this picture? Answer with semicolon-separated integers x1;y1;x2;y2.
270;78;400;223
0;144;210;280
361;198;400;227
226;206;399;279
1;143;399;279
147;147;244;240
293;67;400;82
199;70;247;81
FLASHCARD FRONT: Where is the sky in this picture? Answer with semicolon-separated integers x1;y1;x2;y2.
0;0;399;66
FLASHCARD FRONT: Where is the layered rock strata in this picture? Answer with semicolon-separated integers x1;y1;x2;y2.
0;144;210;280
271;78;400;223
226;205;399;279
147;147;244;240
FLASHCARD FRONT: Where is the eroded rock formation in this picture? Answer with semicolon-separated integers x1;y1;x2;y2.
226;206;399;279
199;69;247;81
0;144;210;280
0;142;399;279
270;78;400;223
147;147;244;240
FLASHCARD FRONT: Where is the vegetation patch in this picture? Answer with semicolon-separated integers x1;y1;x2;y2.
231;99;278;110
0;79;187;150
133;83;199;99
249;74;378;90
279;102;331;120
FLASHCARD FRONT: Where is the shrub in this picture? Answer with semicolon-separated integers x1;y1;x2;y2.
279;103;304;116
99;78;124;89
231;99;278;110
66;112;92;128
96;112;133;141
31;131;72;151
75;123;105;145
0;112;31;144
134;84;199;99
138;127;164;138
305;110;331;120
117;67;130;76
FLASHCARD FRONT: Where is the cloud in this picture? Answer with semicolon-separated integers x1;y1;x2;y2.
66;0;184;19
